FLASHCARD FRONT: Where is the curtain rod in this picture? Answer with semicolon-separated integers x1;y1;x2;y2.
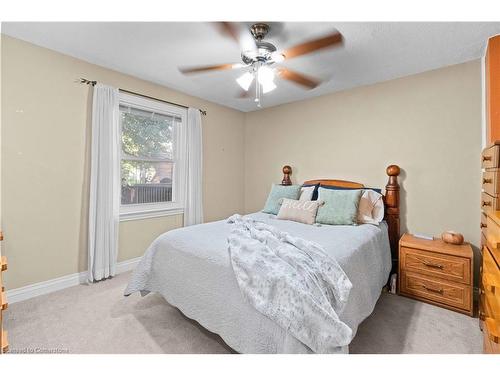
79;78;207;116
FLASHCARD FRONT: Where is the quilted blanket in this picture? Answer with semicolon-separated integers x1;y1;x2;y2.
227;214;353;353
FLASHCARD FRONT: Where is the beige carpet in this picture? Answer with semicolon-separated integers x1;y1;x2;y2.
4;271;482;354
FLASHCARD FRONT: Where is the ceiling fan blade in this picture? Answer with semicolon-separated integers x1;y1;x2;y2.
278;68;320;89
281;31;343;60
179;63;242;74
216;22;240;44
214;22;257;53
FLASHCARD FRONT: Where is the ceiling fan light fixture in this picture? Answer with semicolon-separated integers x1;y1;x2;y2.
257;66;276;94
261;80;277;94
270;51;285;63
257;66;275;85
236;71;254;91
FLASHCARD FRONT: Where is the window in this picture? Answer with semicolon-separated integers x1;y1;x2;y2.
119;92;186;220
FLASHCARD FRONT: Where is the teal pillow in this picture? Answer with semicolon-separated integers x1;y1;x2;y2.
262;184;301;215
316;188;363;225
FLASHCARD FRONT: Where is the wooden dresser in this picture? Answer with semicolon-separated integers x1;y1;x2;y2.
0;230;8;354
399;233;473;316
480;143;500;354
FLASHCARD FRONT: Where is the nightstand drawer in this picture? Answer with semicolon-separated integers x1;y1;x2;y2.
400;271;472;312
400;246;470;284
482;144;500;169
482;192;500;213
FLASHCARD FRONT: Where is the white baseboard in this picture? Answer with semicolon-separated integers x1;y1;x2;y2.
115;257;142;274
6;257;141;304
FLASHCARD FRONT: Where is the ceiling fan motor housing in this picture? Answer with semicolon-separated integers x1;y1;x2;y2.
242;23;277;65
241;42;277;65
250;23;270;41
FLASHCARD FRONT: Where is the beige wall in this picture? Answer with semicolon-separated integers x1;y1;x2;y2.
1;35;484;290
1;35;245;289
245;61;482;254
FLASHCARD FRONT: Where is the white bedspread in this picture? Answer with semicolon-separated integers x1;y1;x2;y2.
227;214;352;353
124;212;391;354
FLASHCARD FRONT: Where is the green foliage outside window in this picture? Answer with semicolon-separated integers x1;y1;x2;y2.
120;109;174;186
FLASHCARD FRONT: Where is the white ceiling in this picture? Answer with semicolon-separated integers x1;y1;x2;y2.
2;22;500;112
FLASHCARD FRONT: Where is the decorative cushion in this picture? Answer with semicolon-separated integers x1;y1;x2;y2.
302;183;320;200
316;188;363;225
358;189;384;225
277;198;323;225
299;185;316;201
262;184;301;215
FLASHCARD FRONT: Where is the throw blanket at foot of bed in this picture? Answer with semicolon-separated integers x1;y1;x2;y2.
227;214;353;353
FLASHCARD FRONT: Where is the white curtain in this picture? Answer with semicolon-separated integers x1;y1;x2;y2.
182;108;204;226
88;84;120;282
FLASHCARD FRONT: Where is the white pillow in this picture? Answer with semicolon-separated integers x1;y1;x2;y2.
358;189;384;225
277;198;322;225
299;185;315;201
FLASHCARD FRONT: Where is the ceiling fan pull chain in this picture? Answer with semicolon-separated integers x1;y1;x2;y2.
255;63;261;107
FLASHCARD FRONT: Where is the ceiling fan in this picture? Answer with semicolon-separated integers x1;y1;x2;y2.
179;22;344;107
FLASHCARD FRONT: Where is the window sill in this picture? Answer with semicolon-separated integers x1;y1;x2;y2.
119;207;184;222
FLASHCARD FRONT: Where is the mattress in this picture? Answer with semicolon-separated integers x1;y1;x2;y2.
124;212;392;353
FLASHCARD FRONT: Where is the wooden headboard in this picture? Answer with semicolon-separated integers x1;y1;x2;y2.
281;164;401;272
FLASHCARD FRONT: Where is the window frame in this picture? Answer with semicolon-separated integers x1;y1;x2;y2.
118;92;187;221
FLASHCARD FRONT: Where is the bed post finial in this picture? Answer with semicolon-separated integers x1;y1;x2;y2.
282;165;292;185
385;165;401;273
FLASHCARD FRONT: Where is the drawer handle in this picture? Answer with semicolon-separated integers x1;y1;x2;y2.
480;223;487;228
484;285;497;295
423;285;443;294
483;155;492;162
422;260;444;269
483;178;492;184
482;201;492;207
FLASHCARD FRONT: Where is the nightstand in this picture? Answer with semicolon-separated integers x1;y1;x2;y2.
398;233;473;316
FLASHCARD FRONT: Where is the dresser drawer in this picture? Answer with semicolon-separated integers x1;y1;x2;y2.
484;324;500;354
482;289;500;320
481;211;488;233
483;170;500;196
483;318;500;353
486;215;500;249
483;245;500;279
482;246;500;318
400;271;472;312
482;144;500;169
482;191;500;213
400;246;470;284
0;330;7;353
481;280;500;320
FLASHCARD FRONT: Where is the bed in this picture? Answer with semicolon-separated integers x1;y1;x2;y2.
125;165;401;353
